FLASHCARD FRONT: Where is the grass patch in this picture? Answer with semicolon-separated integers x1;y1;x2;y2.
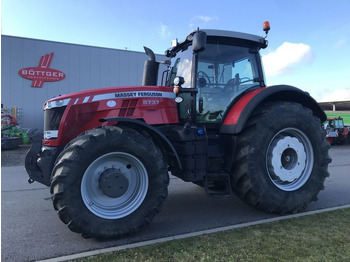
73;208;350;262
326;112;350;125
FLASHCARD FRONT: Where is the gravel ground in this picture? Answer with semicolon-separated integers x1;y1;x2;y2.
1;144;31;166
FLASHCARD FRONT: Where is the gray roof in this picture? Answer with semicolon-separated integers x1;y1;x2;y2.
167;28;267;57
201;29;265;44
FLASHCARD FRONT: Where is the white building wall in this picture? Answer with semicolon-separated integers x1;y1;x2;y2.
1;35;167;131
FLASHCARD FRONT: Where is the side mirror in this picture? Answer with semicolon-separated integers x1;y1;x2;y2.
192;31;207;53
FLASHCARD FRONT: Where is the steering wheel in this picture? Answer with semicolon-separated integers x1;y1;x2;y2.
223;76;253;93
240;77;252;84
197;71;211;86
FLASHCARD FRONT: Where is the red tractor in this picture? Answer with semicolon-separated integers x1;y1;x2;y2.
324;116;349;144
25;23;331;239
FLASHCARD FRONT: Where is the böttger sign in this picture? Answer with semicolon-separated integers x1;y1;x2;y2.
18;52;65;88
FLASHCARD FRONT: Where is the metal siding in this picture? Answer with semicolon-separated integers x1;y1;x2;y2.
1;37;12;107
68;45;80;93
78;47;91;92
89;48;101;89
1;35;166;131
128;52;138;85
100;49;112;87
110;51;121;86
118;51;130;86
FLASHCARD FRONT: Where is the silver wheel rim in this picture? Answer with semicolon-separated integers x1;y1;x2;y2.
266;128;314;191
81;152;148;219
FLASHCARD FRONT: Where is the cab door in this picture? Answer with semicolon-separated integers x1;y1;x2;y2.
196;43;261;124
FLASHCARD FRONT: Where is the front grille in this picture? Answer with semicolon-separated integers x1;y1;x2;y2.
119;99;138;117
44;106;66;132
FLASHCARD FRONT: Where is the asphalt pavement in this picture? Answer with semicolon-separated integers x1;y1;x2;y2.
1;144;350;262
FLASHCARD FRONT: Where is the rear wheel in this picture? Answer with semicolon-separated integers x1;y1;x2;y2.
51;126;169;239
337;133;346;145
231;102;331;214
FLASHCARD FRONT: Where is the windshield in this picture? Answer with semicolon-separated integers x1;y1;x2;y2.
335;120;344;128
167;46;193;87
329;119;344;128
197;43;259;91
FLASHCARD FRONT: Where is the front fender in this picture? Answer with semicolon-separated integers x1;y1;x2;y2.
100;117;182;170
220;85;326;134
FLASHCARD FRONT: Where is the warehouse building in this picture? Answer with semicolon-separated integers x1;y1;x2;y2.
318;100;350;112
1;35;166;131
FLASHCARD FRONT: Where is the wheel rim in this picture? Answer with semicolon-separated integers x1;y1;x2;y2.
81;152;148;219
266;128;314;191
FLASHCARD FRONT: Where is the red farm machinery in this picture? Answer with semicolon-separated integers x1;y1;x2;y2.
324;116;350;145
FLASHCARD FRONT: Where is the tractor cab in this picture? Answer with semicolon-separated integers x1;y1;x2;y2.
165;29;268;125
328;117;345;129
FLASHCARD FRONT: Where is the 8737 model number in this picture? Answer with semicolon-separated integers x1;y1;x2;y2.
143;100;160;105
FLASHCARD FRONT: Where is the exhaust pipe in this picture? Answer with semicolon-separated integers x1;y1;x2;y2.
142;46;159;86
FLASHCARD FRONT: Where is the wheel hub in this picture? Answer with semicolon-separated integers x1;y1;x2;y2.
81;152;149;219
99;168;129;198
270;136;306;182
266;128;314;191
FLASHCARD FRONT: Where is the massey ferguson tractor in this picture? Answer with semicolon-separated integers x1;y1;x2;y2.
25;22;331;239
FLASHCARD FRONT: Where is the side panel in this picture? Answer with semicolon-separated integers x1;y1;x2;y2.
220;85;326;134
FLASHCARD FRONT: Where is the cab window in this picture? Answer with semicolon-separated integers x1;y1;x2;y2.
196;43;259;123
167;47;193;88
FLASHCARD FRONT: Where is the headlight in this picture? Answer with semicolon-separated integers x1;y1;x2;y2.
44;130;59;139
44;98;70;110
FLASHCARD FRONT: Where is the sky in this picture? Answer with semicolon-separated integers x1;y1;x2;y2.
1;0;350;102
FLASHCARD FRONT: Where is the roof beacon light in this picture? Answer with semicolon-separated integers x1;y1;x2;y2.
263;21;270;38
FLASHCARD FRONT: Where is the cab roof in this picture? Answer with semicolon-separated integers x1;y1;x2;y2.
166;28;267;57
201;29;265;45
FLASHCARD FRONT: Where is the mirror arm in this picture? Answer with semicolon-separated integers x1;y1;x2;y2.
199;97;204;113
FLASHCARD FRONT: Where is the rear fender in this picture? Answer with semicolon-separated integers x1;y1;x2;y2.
220;85;326;134
100;117;182;170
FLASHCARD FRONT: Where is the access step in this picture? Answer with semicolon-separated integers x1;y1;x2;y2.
204;172;232;199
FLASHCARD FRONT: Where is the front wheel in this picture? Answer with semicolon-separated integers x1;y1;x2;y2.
50;126;169;239
231;102;331;214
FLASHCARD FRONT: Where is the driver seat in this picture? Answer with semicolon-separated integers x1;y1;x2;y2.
223;73;240;93
198;77;207;88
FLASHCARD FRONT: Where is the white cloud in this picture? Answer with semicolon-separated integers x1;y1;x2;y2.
319;88;350;102
335;39;346;49
189;15;219;28
262;42;313;77
159;23;171;39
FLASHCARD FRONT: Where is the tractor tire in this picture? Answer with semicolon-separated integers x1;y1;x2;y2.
231;102;331;214
50;126;169;239
336;133;346;145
